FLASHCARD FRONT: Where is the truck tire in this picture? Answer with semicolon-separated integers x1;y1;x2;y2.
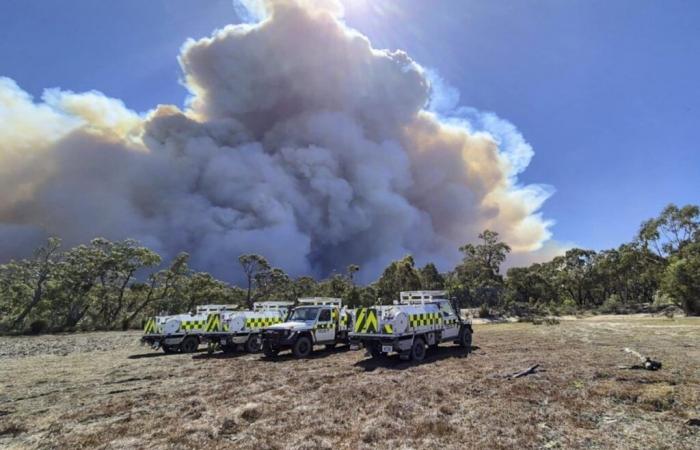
262;342;279;358
180;336;199;354
458;327;472;350
292;336;313;358
411;337;426;362
245;335;262;353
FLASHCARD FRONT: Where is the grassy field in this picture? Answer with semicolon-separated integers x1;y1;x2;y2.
1;316;698;449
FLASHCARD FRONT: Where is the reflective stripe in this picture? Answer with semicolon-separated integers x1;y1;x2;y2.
205;313;222;332
181;320;206;331
244;316;282;330
143;318;157;334
354;308;379;333
409;312;441;328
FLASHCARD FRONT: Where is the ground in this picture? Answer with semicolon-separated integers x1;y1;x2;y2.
1;316;699;449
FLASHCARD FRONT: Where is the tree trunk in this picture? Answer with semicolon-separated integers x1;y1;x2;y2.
11;273;47;330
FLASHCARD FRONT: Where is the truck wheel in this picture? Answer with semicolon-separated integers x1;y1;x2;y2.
180;336;199;354
411;338;426;362
458;327;472;350
262;342;279;358
292;336;312;358
245;335;262;353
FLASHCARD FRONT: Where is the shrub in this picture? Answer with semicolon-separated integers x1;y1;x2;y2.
478;304;491;318
599;294;622;314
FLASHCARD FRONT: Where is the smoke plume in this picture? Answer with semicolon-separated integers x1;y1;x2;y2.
0;0;556;282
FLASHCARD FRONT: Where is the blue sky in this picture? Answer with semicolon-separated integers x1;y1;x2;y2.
1;0;698;252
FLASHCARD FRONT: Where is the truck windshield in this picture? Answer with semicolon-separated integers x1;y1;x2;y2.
289;307;320;321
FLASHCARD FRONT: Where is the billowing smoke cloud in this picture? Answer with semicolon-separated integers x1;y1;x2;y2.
0;0;557;282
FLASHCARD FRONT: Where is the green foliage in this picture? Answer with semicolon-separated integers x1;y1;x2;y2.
661;242;700;315
599;294;622;314
419;263;444;290
375;255;421;303
1;203;698;334
450;230;511;307
239;254;271;308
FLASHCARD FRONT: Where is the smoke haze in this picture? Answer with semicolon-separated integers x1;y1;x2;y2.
0;0;557;282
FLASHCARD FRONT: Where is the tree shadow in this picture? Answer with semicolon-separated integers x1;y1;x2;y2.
354;345;477;372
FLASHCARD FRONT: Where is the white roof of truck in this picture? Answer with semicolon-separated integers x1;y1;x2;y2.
399;291;448;304
253;301;294;311
298;297;342;307
195;304;240;313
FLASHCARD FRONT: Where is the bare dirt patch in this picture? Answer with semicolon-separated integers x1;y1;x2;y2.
1;317;698;449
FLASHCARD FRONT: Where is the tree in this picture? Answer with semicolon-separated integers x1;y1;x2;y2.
90;239;161;328
419;263;444;290
638;204;700;258
376;255;421;304
451;230;511;307
255;267;293;302
122;252;190;329
183;272;238;311
239;254;270;308
293;276;318;298
552;249;597;309
346;264;360;284
51;241;116;329
661;241;700;315
9;237;62;330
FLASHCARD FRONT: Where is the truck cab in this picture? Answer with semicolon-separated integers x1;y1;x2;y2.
261;298;351;358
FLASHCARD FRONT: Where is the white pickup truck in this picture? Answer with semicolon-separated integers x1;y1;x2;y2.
260;298;353;358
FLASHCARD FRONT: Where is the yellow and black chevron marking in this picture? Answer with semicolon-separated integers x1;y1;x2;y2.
382;323;394;334
205;313;222;332
181;319;206;331
143;318;157;334
354;308;379;333
340;313;349;326
409;312;441;328
244;316;282;329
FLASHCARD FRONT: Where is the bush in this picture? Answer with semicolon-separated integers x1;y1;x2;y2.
599;294;622;314
652;291;676;310
477;304;491;318
28;320;48;334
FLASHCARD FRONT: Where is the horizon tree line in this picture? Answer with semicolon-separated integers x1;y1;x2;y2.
0;203;698;334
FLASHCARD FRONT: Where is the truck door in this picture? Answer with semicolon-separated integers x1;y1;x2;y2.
438;301;460;339
314;308;335;343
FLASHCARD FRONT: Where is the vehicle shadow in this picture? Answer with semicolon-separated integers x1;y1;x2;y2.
128;349;207;359
192;350;253;360
354;345;478;371
259;344;353;363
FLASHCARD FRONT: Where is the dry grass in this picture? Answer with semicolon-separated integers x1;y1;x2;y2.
1;316;698;449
